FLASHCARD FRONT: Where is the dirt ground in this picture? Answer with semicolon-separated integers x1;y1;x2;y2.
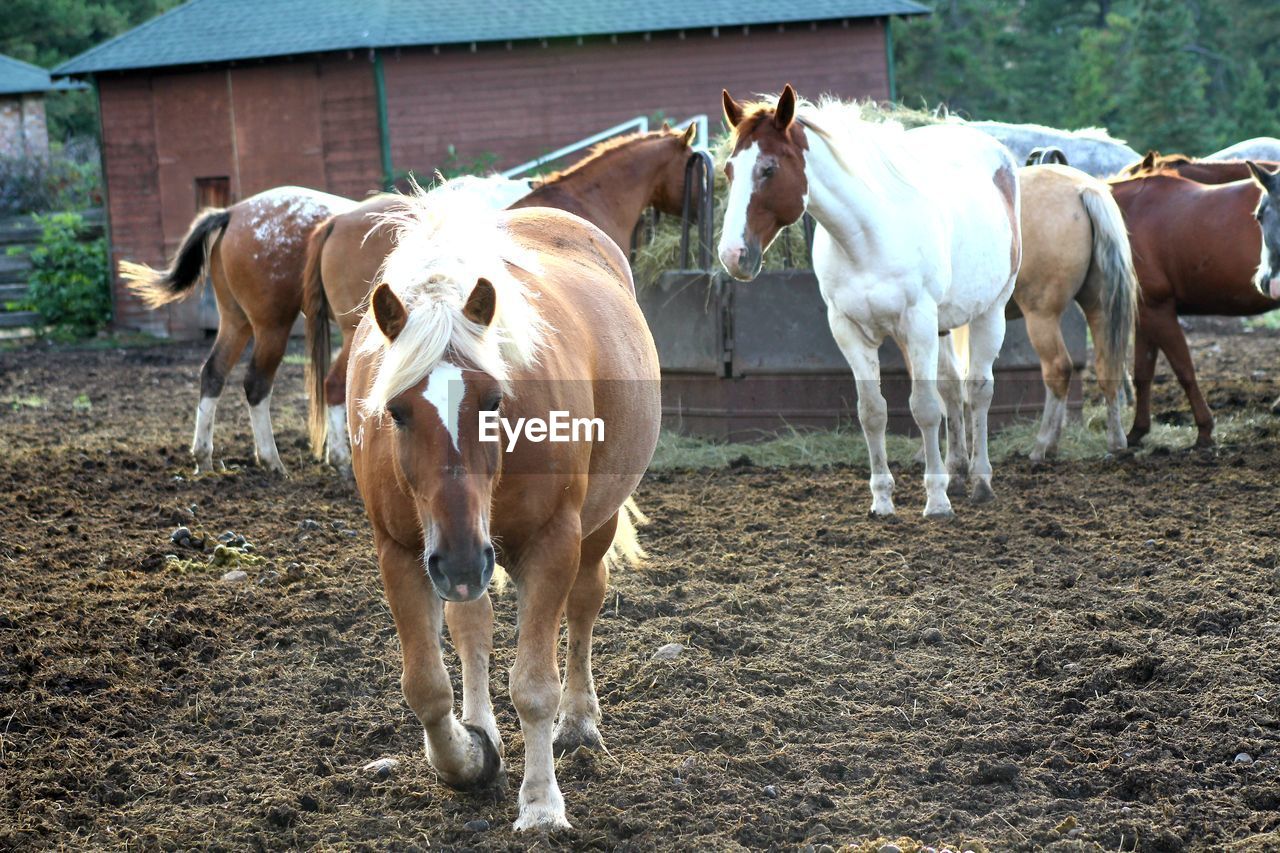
2;328;1280;852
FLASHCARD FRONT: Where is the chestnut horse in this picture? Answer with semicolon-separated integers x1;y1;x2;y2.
719;86;1021;518
1119;151;1280;183
346;190;660;830
1109;166;1280;446
305;124;695;472
1014;163;1137;459
120;186;355;474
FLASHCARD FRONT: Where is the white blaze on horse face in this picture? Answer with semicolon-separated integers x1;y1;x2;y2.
718;143;761;273
423;362;465;452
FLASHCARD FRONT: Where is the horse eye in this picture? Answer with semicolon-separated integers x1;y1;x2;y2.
482;394;501;413
387;406;407;427
761;165;776;179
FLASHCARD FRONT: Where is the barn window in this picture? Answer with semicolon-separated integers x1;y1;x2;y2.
194;176;231;211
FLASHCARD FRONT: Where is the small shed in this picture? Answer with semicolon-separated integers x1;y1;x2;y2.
56;0;928;337
0;54;75;162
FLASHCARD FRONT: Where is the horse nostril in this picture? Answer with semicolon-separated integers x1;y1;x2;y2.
426;552;443;579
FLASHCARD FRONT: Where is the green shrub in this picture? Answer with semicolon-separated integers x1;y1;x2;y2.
9;212;111;339
0;139;103;216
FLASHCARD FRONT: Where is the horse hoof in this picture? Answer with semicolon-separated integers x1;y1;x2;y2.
553;719;603;757
924;506;955;521
1125;430;1147;447
1194;435;1215;449
513;804;571;833
1272;396;1280;415
438;724;505;791
946;478;968;497
970;480;995;504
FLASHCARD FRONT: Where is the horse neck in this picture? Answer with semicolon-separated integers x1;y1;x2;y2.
801;130;897;268
541;142;673;247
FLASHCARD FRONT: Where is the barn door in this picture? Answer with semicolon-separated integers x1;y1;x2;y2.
195;176;231;331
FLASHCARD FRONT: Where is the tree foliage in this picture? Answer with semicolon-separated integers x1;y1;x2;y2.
896;0;1279;156
0;0;183;141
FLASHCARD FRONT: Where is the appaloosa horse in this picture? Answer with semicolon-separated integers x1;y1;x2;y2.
719;86;1021;518
1109;164;1280;446
347;190;660;831
305;124;695;472
121;187;355;474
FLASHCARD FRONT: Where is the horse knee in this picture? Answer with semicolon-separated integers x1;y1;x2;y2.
910;386;943;428
244;362;274;407
511;666;560;724
857;395;888;433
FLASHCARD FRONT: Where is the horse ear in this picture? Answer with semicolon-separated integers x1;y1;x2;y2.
1247;160;1278;193
774;84;798;131
463;277;497;327
722;89;744;128
371;283;407;342
1141;151;1156;171
680;122;697;147
660;120;671;132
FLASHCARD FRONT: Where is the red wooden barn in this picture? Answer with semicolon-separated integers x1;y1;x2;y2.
56;0;927;337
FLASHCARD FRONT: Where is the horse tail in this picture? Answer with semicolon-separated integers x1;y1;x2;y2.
1079;183;1138;393
303;218;335;460
606;496;650;572
120;208;230;308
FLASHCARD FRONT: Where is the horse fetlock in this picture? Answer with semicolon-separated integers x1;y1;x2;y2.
552;714;603;756
970;478;996;504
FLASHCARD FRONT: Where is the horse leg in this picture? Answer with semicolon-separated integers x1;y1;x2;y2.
1145;306;1214;447
901;307;952;518
1128;309;1160;446
1079;300;1127;452
553;516;615;755
243;323;291;474
380;536;501;789
964;305;1008;504
444;593;501;771
510;515;582;831
323;330;355;474
1024;311;1072;461
936;332;969;493
193;316;251;474
828;312;895;516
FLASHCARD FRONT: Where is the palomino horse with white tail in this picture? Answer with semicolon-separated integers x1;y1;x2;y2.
346;190;660;830
305;124;696;473
120;186;355;474
719;85;1021;518
1013;162;1137;459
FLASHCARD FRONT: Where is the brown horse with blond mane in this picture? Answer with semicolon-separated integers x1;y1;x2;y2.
346;189;660;831
120;186;354;474
304;124;696;472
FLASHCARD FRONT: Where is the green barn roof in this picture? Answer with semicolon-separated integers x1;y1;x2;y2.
0;53;80;95
55;0;929;75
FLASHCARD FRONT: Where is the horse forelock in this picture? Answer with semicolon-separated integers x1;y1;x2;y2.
357;184;546;416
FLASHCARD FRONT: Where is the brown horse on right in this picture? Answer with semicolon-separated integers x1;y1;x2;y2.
1119;151;1280;183
303;124;697;472
1110;164;1280;446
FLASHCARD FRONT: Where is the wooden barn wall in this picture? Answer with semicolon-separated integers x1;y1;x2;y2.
98;56;382;335
382;19;889;175
98;76;166;334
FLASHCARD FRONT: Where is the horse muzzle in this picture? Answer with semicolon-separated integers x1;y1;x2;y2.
426;542;496;602
719;240;763;282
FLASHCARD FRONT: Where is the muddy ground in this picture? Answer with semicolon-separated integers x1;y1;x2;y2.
2;328;1279;852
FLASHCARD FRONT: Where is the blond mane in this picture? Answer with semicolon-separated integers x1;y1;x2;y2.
357;180;546;415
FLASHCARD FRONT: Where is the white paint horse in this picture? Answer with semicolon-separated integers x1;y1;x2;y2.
718;86;1021;518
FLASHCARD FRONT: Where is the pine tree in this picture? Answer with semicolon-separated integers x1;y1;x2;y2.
1231;60;1272;142
1118;0;1214;153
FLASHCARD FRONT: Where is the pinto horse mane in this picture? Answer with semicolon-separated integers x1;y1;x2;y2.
731;94;924;197
357;182;546;415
